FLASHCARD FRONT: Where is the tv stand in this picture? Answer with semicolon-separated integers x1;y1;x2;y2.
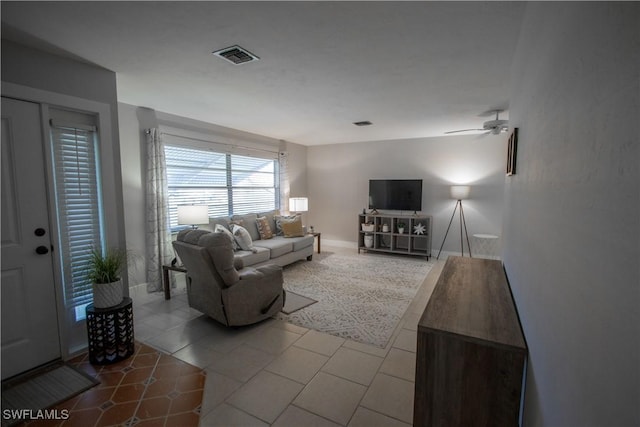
358;213;432;259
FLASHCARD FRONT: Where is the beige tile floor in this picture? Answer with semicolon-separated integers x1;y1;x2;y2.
130;245;445;426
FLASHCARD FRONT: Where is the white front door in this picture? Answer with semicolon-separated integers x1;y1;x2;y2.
1;96;61;379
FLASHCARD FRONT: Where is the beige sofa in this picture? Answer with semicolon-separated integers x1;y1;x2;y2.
203;210;315;268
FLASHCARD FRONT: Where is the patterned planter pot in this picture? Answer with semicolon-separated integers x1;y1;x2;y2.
92;280;123;308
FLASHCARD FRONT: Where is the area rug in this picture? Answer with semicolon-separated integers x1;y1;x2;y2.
282;291;318;314
279;251;433;348
1;362;99;427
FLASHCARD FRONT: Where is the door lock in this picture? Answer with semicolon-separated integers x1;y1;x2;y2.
34;228;46;237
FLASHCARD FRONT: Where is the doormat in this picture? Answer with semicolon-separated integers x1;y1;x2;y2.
281;291;317;314
1;362;99;427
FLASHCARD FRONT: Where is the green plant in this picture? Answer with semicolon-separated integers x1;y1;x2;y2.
397;221;406;229
87;248;127;284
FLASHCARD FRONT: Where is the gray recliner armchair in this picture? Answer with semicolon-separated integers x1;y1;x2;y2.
172;229;285;326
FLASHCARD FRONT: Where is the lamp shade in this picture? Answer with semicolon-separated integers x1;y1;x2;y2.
177;205;209;226
450;185;471;200
289;197;308;212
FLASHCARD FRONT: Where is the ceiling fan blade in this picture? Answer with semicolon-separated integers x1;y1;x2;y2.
444;129;485;134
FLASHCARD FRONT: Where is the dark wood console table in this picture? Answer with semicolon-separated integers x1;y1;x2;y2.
414;257;527;426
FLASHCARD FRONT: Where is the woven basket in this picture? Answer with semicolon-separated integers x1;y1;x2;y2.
92;280;123;308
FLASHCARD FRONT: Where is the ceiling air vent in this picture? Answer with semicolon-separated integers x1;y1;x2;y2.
212;45;259;65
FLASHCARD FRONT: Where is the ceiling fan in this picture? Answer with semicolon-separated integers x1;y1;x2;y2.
445;110;509;135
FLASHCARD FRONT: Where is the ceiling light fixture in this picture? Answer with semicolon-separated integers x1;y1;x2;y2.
212;45;259;65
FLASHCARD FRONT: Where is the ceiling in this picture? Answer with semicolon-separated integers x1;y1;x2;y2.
1;1;526;146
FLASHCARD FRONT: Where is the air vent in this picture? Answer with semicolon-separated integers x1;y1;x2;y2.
353;121;373;126
212;45;259;65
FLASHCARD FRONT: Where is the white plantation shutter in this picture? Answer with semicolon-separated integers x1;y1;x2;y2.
50;119;104;317
165;144;278;228
231;155;277;214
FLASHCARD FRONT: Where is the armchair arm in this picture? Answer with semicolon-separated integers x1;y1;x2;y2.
222;264;284;326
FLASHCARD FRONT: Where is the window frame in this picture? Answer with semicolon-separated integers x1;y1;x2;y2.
163;138;280;230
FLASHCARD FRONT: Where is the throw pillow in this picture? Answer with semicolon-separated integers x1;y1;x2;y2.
231;213;260;241
231;224;258;253
214;224;239;250
256;216;274;240
274;214;299;236
257;209;280;233
281;216;304;237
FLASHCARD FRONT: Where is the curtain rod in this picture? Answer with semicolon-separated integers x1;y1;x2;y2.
145;129;280;155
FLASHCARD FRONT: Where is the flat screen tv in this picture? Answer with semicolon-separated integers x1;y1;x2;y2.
368;179;422;211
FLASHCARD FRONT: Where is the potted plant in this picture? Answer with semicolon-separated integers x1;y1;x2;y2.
397;221;406;234
87;248;127;308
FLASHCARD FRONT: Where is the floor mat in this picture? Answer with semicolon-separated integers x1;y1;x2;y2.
1;362;99;426
281;291;318;314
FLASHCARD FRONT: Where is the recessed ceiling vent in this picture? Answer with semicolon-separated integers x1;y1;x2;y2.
212;45;260;65
353;121;373;126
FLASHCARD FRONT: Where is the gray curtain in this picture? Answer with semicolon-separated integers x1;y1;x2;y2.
145;128;173;292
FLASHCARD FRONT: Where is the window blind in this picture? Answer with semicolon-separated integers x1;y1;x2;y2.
50;122;103;318
165;145;279;228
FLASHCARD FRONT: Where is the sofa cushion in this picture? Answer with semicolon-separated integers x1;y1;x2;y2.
256;216;274;240
274;214;299;236
209;216;232;232
231;213;260;241
257;210;279;234
231;224;257;252
286;234;315;251
253;238;293;259
281;216;304;237
234;246;270;266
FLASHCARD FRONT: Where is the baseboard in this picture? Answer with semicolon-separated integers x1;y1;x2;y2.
322;239;358;249
128;281;148;293
435;250;501;260
320;240;501;260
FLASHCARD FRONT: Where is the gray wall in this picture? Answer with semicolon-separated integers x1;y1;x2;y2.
504;3;639;425
118;103;147;286
307;135;507;255
2;40;126;255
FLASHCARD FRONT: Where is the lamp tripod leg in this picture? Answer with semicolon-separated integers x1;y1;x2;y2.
459;201;472;257
436;201;459;260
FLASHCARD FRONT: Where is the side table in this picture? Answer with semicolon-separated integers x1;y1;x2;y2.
308;232;321;254
162;264;187;300
86;297;134;365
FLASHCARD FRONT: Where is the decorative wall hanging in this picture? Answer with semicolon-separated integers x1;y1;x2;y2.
507;128;519;176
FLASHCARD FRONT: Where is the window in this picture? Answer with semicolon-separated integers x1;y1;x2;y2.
165;144;279;229
49;116;104;321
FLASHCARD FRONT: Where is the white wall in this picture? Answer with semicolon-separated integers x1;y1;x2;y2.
504;3;639;425
307;135;506;255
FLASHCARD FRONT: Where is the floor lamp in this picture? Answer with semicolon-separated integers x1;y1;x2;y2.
436;185;472;260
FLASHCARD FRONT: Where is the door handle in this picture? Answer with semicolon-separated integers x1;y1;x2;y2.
35;246;49;255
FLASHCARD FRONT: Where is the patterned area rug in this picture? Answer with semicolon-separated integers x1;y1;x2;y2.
279;251;433;348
